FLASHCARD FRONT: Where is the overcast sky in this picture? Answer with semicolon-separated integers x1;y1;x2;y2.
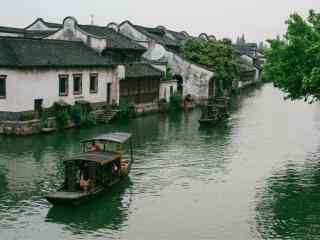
2;0;320;42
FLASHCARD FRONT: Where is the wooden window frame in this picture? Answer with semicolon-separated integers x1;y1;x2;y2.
0;75;6;99
59;74;69;97
89;73;98;94
73;73;82;95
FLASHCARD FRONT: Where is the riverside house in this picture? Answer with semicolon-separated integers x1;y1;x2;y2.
0;17;166;122
0;36;124;121
108;21;215;101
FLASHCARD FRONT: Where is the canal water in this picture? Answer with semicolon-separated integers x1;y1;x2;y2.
1;83;320;240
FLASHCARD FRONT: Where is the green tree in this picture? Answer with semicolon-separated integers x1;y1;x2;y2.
182;38;240;91
264;10;320;101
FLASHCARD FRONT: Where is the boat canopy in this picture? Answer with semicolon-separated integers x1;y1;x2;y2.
82;132;132;144
65;152;120;165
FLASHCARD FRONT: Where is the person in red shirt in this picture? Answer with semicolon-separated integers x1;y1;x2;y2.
91;142;101;152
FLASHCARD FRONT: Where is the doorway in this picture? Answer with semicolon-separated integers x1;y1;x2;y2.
173;75;183;95
107;83;112;105
34;99;43;115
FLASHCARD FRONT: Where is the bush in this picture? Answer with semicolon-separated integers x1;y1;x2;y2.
70;104;97;126
170;92;183;109
83;113;97;126
119;100;135;118
165;66;173;80
53;100;70;113
40;110;50;128
159;98;167;104
55;111;70;129
19;112;37;121
70;104;84;125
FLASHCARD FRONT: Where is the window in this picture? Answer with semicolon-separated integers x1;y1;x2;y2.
59;75;69;96
90;73;98;93
73;74;82;95
0;75;6;99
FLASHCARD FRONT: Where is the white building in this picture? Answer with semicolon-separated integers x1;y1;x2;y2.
108;21;215;101
0;37;125;120
0;17;167;120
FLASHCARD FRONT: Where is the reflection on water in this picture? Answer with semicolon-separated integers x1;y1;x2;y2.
256;153;320;239
46;179;133;235
2;83;320;239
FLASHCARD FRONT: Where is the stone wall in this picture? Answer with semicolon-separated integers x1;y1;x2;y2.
0;119;42;135
0;109;108;136
134;102;159;114
0;110;37;121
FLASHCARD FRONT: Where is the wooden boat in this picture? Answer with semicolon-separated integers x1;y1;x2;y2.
199;96;229;127
46;132;134;206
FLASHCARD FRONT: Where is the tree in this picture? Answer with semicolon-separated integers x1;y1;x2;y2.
182;38;240;91
264;10;320;102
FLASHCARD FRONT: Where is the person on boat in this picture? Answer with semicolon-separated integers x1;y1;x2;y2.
80;178;91;191
121;161;129;172
91;142;101;152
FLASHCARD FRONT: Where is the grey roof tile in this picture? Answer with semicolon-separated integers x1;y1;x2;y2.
79;25;146;51
0;26;25;34
125;63;163;79
133;24;180;47
0;37;116;68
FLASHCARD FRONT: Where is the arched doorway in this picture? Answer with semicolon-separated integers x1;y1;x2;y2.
173;75;183;95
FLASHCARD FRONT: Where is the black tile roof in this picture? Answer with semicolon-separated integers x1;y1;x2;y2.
0;37;116;68
25;19;145;51
25;18;62;30
0;25;56;38
0;26;25;34
125;63;163;79
233;44;257;56
167;30;189;43
43;20;62;28
133;24;180;47
23;30;54;38
79;25;146;51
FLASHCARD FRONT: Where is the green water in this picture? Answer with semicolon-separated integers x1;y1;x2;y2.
1;83;320;239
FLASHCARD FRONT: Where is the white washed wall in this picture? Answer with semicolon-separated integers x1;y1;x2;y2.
113;22;214;100
160;80;177;102
119;22;149;43
165;52;214;99
241;55;254;65
119;23;214;100
0;68;118;112
46;18;107;54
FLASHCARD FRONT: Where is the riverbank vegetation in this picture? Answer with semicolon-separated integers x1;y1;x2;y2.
49;101;97;129
264;10;320;102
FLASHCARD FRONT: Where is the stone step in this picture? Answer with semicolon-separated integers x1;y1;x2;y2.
96;109;119;123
